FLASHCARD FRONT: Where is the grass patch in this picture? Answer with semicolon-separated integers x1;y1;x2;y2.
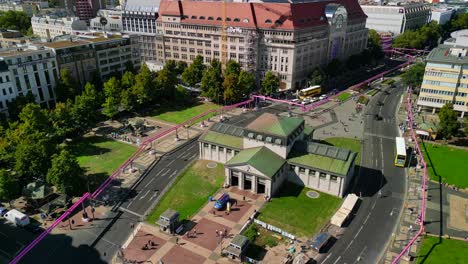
421;142;468;188
146;160;224;223
243;224;285;261
381;79;395;85
357;95;370;105
151;102;219;124
336;92;352;102
416;236;467;264
257;182;341;238
366;89;379;96
70;135;136;177
323;137;361;165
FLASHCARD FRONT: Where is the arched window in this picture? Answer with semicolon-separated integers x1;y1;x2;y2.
243;18;249;23
216;17;222;21
200;16;205;20
265;19;272;24
208;16;214;20
234;18;240;22
191;16;197;19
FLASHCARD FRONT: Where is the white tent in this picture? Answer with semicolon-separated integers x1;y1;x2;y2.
331;193;359;227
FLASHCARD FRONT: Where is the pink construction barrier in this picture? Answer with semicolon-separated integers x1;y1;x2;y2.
392;88;427;264
253;95;305;111
10;193;91;264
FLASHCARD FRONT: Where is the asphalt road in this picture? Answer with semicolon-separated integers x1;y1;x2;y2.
14;139;200;264
322;84;407;264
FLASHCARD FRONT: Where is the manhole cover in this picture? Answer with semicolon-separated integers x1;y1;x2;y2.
207;162;217;169
306;191;320;199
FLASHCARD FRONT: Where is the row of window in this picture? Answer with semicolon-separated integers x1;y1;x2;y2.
203;143;239;155
423;79;457;88
427;62;461;70
290;165;339;182
424;70;459;79
5;54;52;66
420;88;454;96
418;97;451;104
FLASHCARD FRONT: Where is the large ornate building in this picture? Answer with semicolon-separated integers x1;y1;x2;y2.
155;0;368;90
199;113;357;197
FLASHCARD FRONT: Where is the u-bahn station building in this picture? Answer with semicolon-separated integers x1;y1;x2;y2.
199;113;357;197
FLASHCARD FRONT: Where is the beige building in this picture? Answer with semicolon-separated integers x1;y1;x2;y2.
417;29;468;117
31;15;88;41
0;30;29;49
199;113;356;197
155;0;368;90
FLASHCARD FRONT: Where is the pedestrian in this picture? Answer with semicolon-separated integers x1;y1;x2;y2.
175;237;179;245
243;196;245;201
212;210;216;216
193;229;197;236
224;228;227;237
216;229;219;237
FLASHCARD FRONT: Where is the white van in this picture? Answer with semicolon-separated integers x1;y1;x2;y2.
4;209;30;227
319;94;328;100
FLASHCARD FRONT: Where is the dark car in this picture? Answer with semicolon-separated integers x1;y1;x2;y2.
377;101;384;106
374;114;383;121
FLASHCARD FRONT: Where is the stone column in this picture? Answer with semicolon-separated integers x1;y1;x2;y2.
252;175;257;193
239;172;244;190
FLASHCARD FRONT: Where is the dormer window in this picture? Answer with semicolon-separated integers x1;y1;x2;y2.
265;19;272;24
208;16;214;20
191;16;197;19
234;18;240;22
226;17;231;21
243;18;249;23
216;17;222;21
275;20;283;25
200;16;205;20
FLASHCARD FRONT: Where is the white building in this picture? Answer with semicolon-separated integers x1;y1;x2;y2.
90;9;123;32
199;113;356;197
360;1;431;35
0;60;14;114
31;15;88;41
431;7;454;25
0;46;58;111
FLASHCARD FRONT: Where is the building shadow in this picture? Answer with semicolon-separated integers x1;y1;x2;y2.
351;165;388;197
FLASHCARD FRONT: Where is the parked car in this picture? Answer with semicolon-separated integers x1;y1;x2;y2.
0;207;7;217
319;94;328;100
4;209;30;227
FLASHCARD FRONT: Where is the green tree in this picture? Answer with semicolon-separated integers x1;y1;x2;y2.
124;60;135;73
72;83;100;133
182;55;205;86
121;71;135;90
238;70;256;97
261;71;280;96
438;103;459;139
200;59;223;102
175;61;188;75
346;54;362;70
102;77;121;119
223;73;241;103
156;62;178;100
49;101;75;139
0;170;20;207
401;63;425;88
132;64;155;108
224;60;241;76
46;149;85;195
175;85;190;103
55;69;81;102
449;13;468;32
325;59;342;78
6;92;35;121
308;67;326;87
18;103;50;134
368;29;384;60
0;11;31;35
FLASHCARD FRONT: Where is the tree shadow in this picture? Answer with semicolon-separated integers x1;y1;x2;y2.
414;236;442;264
244;243;268;262
68;136;112;158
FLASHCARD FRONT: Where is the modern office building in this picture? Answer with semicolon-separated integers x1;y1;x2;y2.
90;9;123;32
431;7;454;25
31;15;88;41
0;46;58;111
199;113;356;197
156;0;368;90
122;0;159;62
359;1;431;35
75;0;105;24
417;29;468;117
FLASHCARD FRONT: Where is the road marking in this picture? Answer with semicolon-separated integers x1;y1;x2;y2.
138;190;151;200
149;191;159;201
332;256;342;264
363;213;371;224
169;170;178;178
354;226;364;239
144;177;155;188
190;154;198;160
167;159;176;166
119;207;144;218
186;144;196;152
161;168;171;177
354;246;367;264
380;138;384;171
344;239;354;252
321;253;332;264
176;152;186;159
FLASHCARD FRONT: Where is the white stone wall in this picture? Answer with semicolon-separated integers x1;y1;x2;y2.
243;138;287;159
199;142;238;164
288;165;345;197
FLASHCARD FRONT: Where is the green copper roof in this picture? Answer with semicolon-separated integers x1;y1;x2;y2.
226;147;285;178
200;131;243;149
246;113;303;137
288;151;356;176
304;126;315;136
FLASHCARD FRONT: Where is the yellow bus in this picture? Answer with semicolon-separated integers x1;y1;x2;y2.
299;85;321;100
394;137;407;167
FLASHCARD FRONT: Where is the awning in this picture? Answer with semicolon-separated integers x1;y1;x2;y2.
416;130;430;136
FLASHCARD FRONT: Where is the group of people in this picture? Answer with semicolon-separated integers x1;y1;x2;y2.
142;240;157;250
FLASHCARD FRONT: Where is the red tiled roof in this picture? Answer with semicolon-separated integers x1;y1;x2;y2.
157;0;367;30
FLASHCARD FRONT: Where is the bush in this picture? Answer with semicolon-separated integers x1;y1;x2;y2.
243;224;258;242
357;95;369;105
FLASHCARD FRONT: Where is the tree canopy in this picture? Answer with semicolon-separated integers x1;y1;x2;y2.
438;103;460;139
182;55;205;86
393;21;441;49
0;11;31;35
55;69;81;102
261;71;280;96
200;59;223;102
401;63;425;88
47;149;85;195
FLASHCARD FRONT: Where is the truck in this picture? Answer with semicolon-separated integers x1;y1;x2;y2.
4;209;30;227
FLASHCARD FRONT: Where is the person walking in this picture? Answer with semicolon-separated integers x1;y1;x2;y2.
175;237;179;245
216;229;219;237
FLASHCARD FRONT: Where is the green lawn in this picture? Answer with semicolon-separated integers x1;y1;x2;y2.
71;135;136;177
366;89;379;96
257;182;341;238
146;160;224;223
416;236;468;264
323;137;361;165
336;92;352;102
422;142;468;188
151;102;219;124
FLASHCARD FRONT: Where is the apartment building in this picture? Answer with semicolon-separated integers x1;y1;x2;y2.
31;15;88;41
156;0;368;90
122;0;159;62
0;61;14;113
0;46;58;111
90;9;123;32
417;29;468;118
0;30;30;49
359;1;431;35
75;0;105;24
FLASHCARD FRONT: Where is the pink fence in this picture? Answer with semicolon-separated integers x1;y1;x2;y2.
392;88;428;263
10;99;253;264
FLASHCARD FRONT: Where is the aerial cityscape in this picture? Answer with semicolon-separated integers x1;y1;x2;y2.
0;0;467;263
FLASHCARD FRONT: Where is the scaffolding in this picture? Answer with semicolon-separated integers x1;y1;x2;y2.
242;29;259;72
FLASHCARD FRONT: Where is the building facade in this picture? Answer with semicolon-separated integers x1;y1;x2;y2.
0;61;14;114
75;0;105;24
417;29;468;118
122;0;159;62
31;15;88;41
0;30;29;49
90;9;123;32
0;46;58;110
360;2;431;35
430;7;454;25
156;0;368;90
199;113;356;197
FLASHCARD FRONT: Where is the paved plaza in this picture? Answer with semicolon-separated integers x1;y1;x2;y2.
116;187;265;263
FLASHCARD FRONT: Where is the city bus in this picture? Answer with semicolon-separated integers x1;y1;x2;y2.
299;85;321;100
394;137;407;167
